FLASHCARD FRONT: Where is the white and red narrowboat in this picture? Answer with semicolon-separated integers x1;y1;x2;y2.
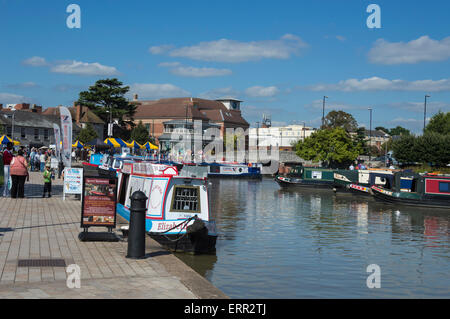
371;171;450;209
116;161;217;254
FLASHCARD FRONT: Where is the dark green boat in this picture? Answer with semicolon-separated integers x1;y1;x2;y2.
276;166;335;189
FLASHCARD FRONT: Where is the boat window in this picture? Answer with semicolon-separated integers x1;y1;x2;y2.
210;165;220;173
118;174;129;205
439;182;450;193
170;186;200;212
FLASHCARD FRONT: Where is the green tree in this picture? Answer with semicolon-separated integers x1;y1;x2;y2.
392;134;417;164
295;127;359;168
77;78;137;136
130;121;150;145
353;127;368;155
76;123;98;144
425;111;450;135
323;110;358;132
414;132;450;167
389;126;411;136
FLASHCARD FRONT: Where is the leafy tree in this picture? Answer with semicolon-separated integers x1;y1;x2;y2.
353;127;368;155
425;111;450;135
76;123;98;144
295;127;359;168
414;133;450;167
323;110;358;132
391;134;417;164
77;78;137;136
389;126;411;136
130;121;150;145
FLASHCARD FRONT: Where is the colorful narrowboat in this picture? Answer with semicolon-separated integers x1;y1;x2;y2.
202;162;261;178
334;169;397;195
371;171;450;209
116;161;217;254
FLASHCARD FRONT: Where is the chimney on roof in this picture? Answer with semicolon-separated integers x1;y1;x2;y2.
75;102;82;124
133;94;138;101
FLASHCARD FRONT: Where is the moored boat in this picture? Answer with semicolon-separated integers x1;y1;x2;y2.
202;162;261;178
275;166;335;189
371;171;450;209
334;169;397;196
116;161;217;254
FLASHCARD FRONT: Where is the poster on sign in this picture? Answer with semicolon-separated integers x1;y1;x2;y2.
81;176;117;228
63;168;83;200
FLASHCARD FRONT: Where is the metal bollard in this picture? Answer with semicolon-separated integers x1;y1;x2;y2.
126;191;148;259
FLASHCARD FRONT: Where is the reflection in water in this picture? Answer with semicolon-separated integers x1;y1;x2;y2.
175;177;450;298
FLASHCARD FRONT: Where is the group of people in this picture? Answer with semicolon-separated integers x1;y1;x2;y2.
1;143;60;198
349;163;367;170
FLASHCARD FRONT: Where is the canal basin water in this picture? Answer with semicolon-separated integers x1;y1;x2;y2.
175;177;450;298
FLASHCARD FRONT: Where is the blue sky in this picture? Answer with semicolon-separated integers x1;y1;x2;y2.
1;0;449;133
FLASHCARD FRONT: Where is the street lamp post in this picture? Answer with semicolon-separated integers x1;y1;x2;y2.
322;96;328;128
303;122;306;140
368;108;373;167
424;94;430;133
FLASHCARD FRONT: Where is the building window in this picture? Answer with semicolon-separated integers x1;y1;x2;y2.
44;129;49;140
34;128;39;140
21;127;26;138
170;186;200;212
6;126;12;136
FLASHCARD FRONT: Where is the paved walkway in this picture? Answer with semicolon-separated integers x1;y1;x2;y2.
0;171;227;299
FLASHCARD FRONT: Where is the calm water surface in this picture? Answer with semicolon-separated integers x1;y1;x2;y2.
176;177;450;298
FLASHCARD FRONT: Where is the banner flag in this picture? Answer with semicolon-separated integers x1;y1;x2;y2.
60;106;72;168
53;123;61;159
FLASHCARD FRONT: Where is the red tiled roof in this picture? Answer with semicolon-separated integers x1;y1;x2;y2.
134;97;249;127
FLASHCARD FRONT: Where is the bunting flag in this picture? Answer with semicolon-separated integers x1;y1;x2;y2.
60;106;72;168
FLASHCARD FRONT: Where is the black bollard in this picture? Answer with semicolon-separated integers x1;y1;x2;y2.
126;191;148;259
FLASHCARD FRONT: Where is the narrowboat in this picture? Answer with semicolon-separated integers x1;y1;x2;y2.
116;161;217;254
82;153;104;175
275;166;335;189
334;169;396;195
202;162;261;178
371;171;450;209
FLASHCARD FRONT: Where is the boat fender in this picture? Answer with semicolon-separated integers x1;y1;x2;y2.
187;218;206;234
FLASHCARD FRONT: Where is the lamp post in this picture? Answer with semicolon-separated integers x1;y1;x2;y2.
368;108;373;167
424;94;430;133
322;96;328;128
303;122;306;140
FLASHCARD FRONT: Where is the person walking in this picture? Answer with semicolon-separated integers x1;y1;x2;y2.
2;142;14;197
43;163;52;198
29;148;36;172
39;150;46;172
10;149;29;198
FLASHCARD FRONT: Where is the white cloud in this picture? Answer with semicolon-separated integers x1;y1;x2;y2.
158;62;232;77
368;35;450;64
336;35;346;42
0;92;32;103
387;101;450;113
5;82;39;89
22;56;48;67
307;76;450;92
149;45;174;55
198;87;240;100
150;34;308;63
129;83;190;99
50;60;120;76
245;86;280;97
157;62;181;68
